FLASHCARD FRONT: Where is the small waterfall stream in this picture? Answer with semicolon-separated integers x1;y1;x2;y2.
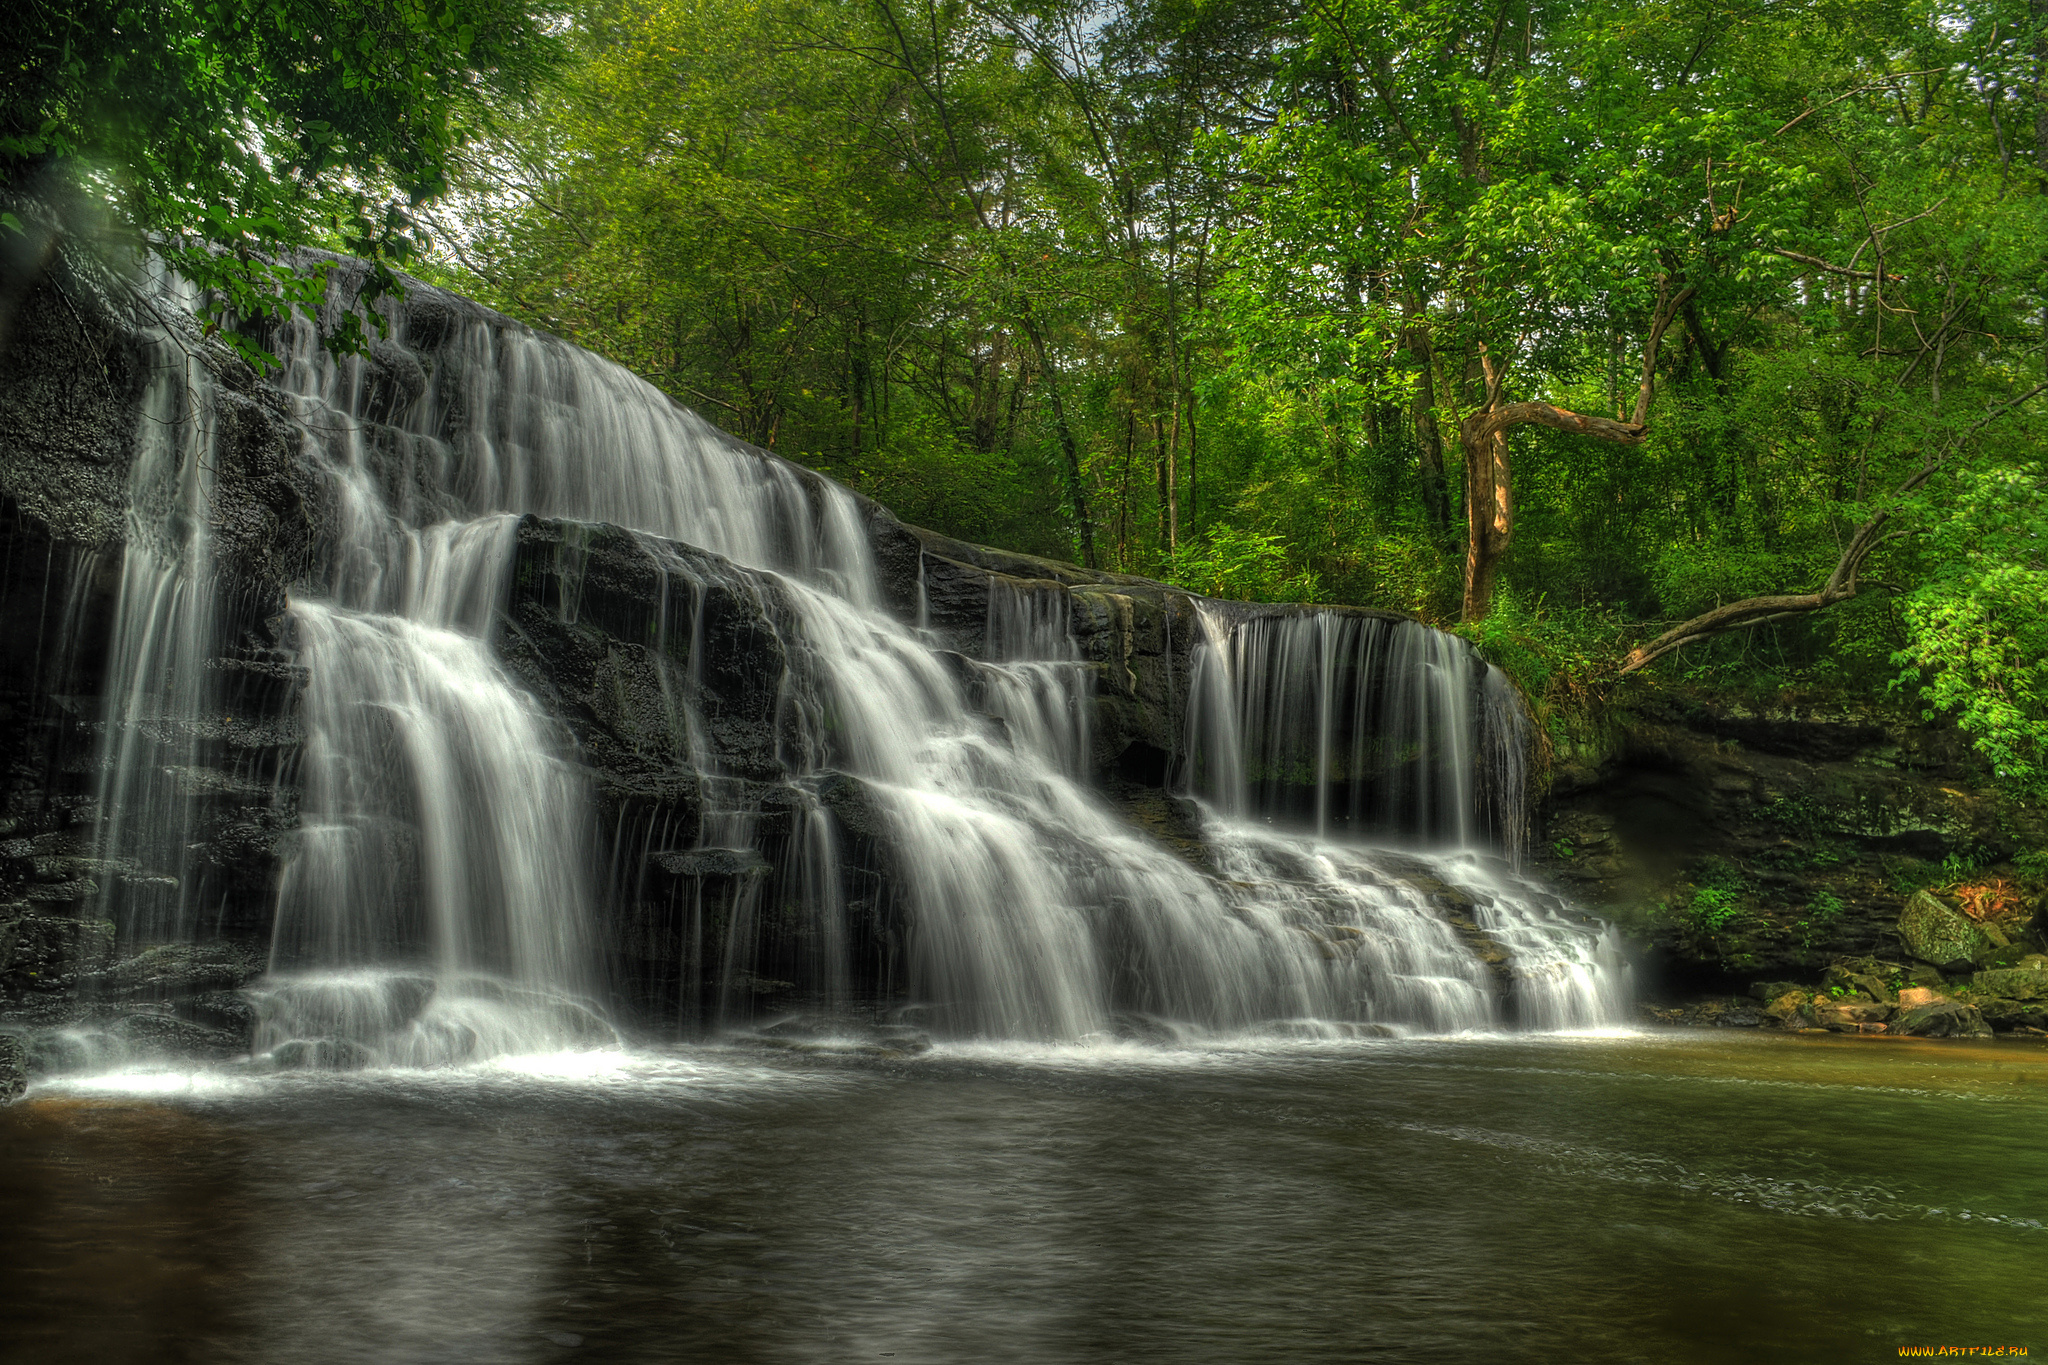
85;268;1629;1060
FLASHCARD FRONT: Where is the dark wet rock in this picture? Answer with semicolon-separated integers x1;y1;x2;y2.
0;1031;25;1102
1111;1012;1182;1044
265;1037;377;1070
248;973;437;1043
816;770;892;841
1969;996;2048;1031
108;1010;246;1059
1108;785;1212;871
1889;1000;1992;1039
1535;686;2048;1007
651;848;770;879
89;940;266;995
1637;997;1764;1028
1749;979;1803;1002
1;909;116;988
747;1016;932;1056
21;879;98;904
180;989;258;1035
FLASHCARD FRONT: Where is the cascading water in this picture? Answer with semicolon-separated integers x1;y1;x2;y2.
89;273;225;945
1178;605;1627;1031
87;263;1628;1062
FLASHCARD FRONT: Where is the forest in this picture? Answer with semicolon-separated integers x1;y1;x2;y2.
7;0;2047;793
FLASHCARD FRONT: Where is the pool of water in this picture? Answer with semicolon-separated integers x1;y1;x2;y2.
4;1031;2045;1364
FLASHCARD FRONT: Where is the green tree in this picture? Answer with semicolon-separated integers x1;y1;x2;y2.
2;0;560;361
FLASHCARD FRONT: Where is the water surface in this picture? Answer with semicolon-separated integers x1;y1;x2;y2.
5;1031;2044;1364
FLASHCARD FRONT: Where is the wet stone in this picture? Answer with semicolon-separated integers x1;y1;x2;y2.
1889;1000;1992;1039
0;1032;25;1103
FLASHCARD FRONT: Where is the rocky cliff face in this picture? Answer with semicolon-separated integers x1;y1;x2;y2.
1535;692;2048;1029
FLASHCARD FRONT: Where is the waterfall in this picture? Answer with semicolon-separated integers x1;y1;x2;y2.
85;265;1628;1060
89;273;225;944
1180;604;1526;848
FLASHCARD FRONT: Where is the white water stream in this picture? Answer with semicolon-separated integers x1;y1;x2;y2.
87;272;1629;1061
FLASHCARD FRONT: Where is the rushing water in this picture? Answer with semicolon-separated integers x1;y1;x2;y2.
70;266;1626;1055
6;1032;2046;1364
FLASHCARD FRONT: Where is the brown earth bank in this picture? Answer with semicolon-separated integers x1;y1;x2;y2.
1534;688;2048;1036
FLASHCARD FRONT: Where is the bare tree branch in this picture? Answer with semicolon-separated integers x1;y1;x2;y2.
1769;248;1904;282
1619;380;2048;674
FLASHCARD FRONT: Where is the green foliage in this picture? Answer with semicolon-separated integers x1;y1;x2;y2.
1455;589;1633;703
1167;524;1319;602
69;0;2016;793
2014;850;2048;887
3;0;560;361
1798;891;1846;950
1880;855;1947;896
1941;845;1992;883
1895;463;2048;801
1676;857;1753;935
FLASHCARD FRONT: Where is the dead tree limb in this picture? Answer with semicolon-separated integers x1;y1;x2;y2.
1618;380;2048;674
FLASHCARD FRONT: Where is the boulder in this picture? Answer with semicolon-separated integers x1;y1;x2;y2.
1969;967;2048;1001
0;909;117;985
1822;957;1898;1004
1761;989;1815;1027
1814;999;1891;1030
1897;891;1993;972
1889;999;1992;1038
1970;997;2048;1030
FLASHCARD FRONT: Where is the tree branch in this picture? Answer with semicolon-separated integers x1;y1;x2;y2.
1633;278;1695;426
1768;248;1904;282
1773;70;1945;136
1619;380;2048;675
1462;401;1648;446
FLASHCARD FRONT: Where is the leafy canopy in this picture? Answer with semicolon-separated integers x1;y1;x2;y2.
2;0;561;363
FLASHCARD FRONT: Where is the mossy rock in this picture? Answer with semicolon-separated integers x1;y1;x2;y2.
1898;890;1992;972
1822;957;1898;1004
1968;967;2048;1001
1970;996;2048;1029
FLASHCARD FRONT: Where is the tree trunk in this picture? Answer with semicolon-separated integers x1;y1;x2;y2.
1405;320;1451;536
1018;317;1099;570
1458;394;1648;621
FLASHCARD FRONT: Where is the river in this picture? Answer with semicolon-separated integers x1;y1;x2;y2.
5;1030;2043;1363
